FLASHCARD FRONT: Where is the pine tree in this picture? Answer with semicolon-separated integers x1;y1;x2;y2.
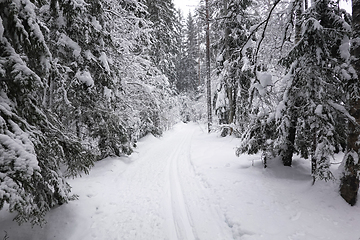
275;0;352;177
0;0;179;225
237;0;353;177
176;12;199;93
340;0;360;206
213;0;253;136
145;0;178;83
0;0;94;225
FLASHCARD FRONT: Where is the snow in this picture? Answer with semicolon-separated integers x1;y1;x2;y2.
103;86;112;100
0;16;4;39
216;87;227;111
84;50;96;61
236;14;242;24
255;71;273;96
314;104;323;117
3;43;42;84
70;0;90;10
341;68;352;80
257;71;273;88
275;100;286;120
91;17;102;31
75;70;94;87
339;36;350;61
99;52;110;72
1;123;360;239
57;33;82;57
312;18;322;31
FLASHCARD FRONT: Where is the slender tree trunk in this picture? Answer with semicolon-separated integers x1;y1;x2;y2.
304;0;308;11
311;132;317;184
340;0;360;206
221;0;235;136
281;0;303;167
311;72;317;183
198;31;201;87
282;114;296;166
224;0;231;122
206;0;212;133
295;0;303;44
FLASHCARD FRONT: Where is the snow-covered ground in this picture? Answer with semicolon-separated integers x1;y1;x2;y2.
1;122;360;240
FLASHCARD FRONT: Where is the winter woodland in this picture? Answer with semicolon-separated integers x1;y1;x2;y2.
1;0;360;236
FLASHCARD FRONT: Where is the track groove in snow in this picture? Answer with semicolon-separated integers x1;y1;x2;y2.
1;122;360;240
166;130;197;240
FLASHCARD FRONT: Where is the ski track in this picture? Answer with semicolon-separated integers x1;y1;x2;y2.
0;123;231;240
102;124;232;240
2;123;360;239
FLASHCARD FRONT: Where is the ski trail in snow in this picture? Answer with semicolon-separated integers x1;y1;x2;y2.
113;123;232;240
2;123;360;240
0;123;233;240
164;125;232;240
166;129;197;240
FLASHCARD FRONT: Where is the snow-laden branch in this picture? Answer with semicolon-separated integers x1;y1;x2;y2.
328;100;358;127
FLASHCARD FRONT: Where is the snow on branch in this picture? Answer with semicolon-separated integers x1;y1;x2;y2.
328;100;357;126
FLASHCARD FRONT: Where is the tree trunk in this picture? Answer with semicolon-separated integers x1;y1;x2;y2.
281;0;303;167
222;0;236;136
340;0;360;205
311;132;317;184
282;115;296;166
206;0;212;133
295;0;303;44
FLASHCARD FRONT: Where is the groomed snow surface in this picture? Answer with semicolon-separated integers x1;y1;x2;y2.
1;123;360;240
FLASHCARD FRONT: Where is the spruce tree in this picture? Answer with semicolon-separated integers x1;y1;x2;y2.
176;12;199;93
340;0;360;205
0;0;179;225
238;0;353;178
145;0;178;83
174;9;187;92
213;0;253;136
276;0;351;177
0;0;94;225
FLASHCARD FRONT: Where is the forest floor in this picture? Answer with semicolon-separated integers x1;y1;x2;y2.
1;122;360;240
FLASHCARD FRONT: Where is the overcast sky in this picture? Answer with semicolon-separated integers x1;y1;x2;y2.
340;1;352;13
173;0;200;15
174;1;351;16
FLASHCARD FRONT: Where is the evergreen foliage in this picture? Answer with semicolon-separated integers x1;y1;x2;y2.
0;0;84;225
276;0;352;180
176;12;199;93
145;0;178;84
340;0;360;205
238;0;354;182
0;0;180;224
213;0;255;136
1;0;359;223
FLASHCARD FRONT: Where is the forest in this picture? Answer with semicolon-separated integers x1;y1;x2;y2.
1;0;360;228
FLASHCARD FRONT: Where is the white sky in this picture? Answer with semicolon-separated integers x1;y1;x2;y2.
174;0;351;15
173;0;200;15
340;1;352;14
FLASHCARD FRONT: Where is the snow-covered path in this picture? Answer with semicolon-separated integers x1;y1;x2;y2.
0;123;232;240
1;122;360;240
100;123;231;240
